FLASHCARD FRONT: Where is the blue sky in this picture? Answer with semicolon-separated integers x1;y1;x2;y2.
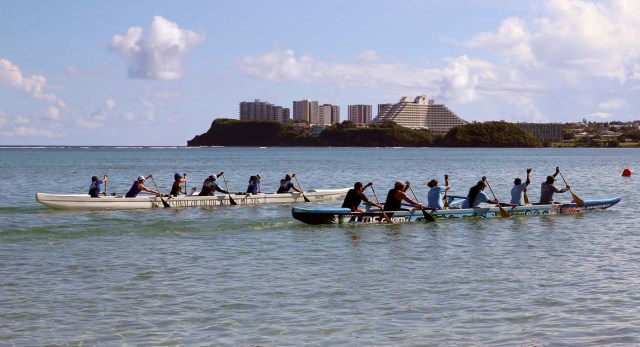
1;0;639;145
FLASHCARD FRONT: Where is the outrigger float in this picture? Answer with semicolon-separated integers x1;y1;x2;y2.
291;197;622;225
36;188;350;210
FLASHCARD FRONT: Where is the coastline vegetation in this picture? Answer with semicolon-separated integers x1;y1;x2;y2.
187;119;640;148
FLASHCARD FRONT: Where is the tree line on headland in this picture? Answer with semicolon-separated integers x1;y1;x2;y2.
187;119;543;147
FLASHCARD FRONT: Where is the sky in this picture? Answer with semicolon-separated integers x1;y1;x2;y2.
1;0;640;146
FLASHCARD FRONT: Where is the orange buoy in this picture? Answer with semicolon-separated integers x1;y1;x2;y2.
622;168;632;177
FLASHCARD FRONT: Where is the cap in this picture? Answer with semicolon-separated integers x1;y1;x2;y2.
175;173;183;178
210;174;217;180
138;175;146;181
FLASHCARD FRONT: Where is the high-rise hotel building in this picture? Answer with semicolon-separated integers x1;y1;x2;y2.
373;96;467;135
318;104;340;125
348;104;372;126
292;99;319;124
239;99;290;123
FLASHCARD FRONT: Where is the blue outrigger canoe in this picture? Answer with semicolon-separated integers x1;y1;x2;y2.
291;197;621;225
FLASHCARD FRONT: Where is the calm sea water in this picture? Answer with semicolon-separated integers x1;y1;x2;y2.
1;147;639;346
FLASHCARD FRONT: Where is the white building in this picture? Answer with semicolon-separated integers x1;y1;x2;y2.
239;99;290;123
373;96;467;135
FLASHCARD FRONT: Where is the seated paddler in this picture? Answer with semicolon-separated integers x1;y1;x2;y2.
341;181;382;212
383;181;423;211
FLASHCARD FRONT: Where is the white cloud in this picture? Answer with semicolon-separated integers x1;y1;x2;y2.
356;50;382;63
1;126;58;138
77;99;116;128
15;115;30;125
139;96;156;121
599;98;627;110
122;111;135;122
440;55;497;103
0;111;6;126
238;48;444;93
109;16;204;80
587;112;613;120
150;90;182;99
0;58;65;107
46;106;61;121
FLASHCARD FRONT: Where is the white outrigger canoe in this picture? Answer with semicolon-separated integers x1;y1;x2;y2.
36;188;350;210
292;196;622;225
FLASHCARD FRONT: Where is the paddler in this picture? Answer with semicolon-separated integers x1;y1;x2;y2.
125;175;161;198
383;181;423;211
510;168;531;205
341;181;382;212
170;172;187;197
198;172;229;196
539;167;570;204
426;174;451;210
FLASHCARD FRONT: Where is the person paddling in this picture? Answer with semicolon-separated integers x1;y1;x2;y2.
277;174;303;194
170;172;187;197
247;174;261;194
89;174;107;198
125;175;161;198
539;167;570;204
198;172;228;196
461;179;498;208
427;175;451;210
510;168;531;205
342;181;382;212
383;181;423;211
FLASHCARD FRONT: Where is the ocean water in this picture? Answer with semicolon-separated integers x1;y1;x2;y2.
1;147;639;346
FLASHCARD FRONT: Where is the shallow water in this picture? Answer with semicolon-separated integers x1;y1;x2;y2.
1;147;638;345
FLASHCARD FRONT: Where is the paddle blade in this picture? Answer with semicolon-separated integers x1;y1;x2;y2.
160;197;171;208
571;191;585;207
382;212;393;224
229;196;237;205
523;191;529;205
498;205;510;218
303;195;311;203
422;208;436;222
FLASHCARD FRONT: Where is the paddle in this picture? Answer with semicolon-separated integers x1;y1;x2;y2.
183;172;187;196
443;174;449;209
523;168;531;205
149;175;171;208
103;173;108;196
407;185;436;223
220;173;237;205
370;185;393;224
557;168;585;207
482;177;510;218
292;175;311;203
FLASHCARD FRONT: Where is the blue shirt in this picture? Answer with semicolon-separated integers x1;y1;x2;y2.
510;182;528;205
427;186;446;209
461;191;491;208
247;178;260;194
277;180;294;193
89;180;104;197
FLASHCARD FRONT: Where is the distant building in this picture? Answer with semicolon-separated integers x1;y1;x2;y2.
309;124;326;137
239;99;290;123
318;104;340;125
373;96;467;135
516;122;564;142
348;104;372;126
293;99;319;124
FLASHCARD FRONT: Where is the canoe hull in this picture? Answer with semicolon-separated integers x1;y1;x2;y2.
291;197;622;225
36;188;350;210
